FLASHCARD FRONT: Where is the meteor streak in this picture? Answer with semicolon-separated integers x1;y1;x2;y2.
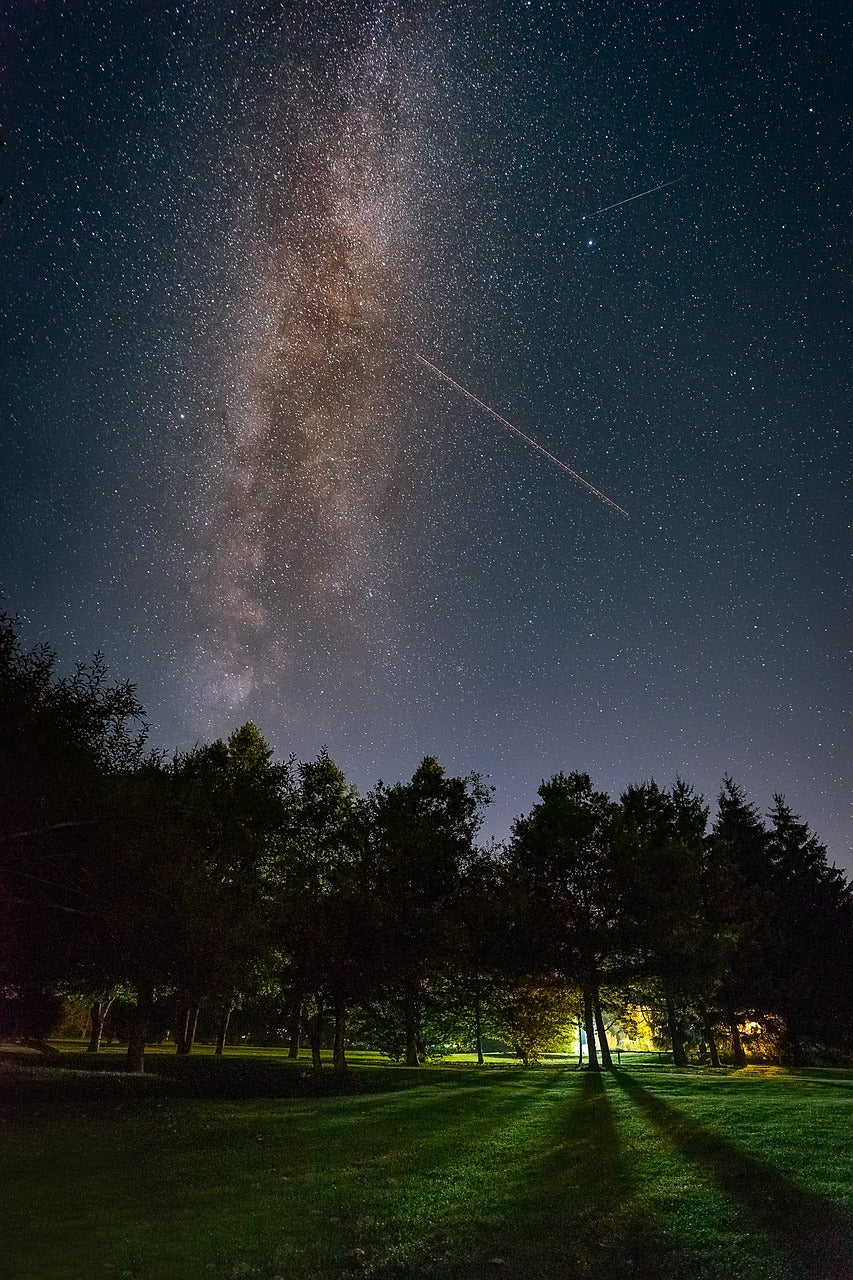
414;353;629;518
582;177;681;221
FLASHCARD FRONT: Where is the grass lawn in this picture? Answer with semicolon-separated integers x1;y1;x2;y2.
2;1055;852;1279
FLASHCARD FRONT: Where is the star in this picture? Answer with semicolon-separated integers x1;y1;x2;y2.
1;0;848;869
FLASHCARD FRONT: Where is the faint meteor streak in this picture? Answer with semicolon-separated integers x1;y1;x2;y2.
582;177;681;220
414;353;629;518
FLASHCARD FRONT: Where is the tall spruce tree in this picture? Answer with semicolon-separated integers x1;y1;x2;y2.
765;797;853;1059
708;779;779;1064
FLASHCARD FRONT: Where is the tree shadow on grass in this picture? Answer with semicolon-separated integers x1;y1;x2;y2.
364;1069;679;1280
221;1073;570;1280
485;1068;680;1278
611;1070;853;1280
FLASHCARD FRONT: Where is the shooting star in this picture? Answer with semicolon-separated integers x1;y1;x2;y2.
414;353;629;518
582;177;681;221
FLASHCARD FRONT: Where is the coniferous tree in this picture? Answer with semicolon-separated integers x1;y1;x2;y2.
706;779;777;1064
765;797;853;1059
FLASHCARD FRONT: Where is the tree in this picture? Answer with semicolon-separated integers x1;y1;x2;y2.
168;724;293;1053
507;773;619;1069
708;779;780;1065
486;978;576;1066
708;784;853;1063
273;750;366;1071
617;780;711;1066
366;758;491;1066
764;797;853;1059
74;762;212;1071
0;614;147;1043
449;844;511;1065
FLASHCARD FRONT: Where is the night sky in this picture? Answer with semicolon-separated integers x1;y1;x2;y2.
3;2;850;869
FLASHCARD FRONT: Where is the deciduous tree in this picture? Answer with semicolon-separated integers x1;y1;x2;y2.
366;758;491;1066
508;773;619;1069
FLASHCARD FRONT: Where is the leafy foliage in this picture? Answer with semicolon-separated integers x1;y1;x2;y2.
2;613;851;1068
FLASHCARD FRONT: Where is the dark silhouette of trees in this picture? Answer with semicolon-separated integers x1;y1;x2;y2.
616;780;712;1066
507;773;621;1069
764;797;853;1060
706;779;777;1065
705;781;853;1064
0;613;147;1046
167;724;293;1055
365;758;491;1066
81;762;221;1071
3;611;851;1071
273;750;366;1072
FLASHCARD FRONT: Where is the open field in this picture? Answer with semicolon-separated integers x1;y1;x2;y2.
3;1057;852;1280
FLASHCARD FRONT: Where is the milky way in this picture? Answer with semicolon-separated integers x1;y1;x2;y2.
3;0;850;867
195;9;441;714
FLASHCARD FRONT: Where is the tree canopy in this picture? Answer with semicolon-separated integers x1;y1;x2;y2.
2;614;851;1071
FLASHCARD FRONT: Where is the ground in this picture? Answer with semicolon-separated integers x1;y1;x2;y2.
2;1051;852;1279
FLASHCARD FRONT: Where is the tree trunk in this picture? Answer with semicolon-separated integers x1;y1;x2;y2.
583;990;600;1069
728;1011;747;1066
593;993;613;1068
126;985;154;1073
577;1016;584;1067
176;1002;200;1055
701;1009;721;1068
215;1005;232;1056
403;997;419;1067
87;1004;103;1054
332;999;347;1073
308;997;324;1070
287;998;302;1059
86;996;113;1053
665;991;688;1066
474;988;484;1066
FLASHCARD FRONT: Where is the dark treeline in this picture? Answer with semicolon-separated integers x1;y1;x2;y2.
2;614;851;1072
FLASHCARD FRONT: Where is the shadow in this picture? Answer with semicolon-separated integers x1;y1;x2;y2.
611;1070;853;1280
774;1069;853;1091
22;1050;539;1101
365;1069;680;1279
494;1069;678;1275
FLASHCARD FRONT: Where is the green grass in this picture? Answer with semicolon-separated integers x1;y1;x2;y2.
2;1058;852;1279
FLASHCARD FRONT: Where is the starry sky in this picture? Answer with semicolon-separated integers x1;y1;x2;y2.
2;1;850;869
